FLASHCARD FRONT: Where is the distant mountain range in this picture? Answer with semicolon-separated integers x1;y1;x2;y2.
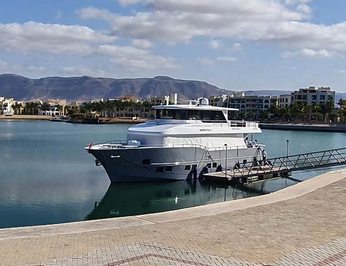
0;74;345;103
0;74;227;102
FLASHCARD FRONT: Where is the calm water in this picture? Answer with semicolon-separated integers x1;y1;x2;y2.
0;120;345;228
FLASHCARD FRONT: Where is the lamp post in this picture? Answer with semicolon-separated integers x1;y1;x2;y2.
285;139;290;185
286;139;289;157
225;144;228;178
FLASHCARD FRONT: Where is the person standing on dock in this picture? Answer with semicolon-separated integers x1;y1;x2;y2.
261;148;267;165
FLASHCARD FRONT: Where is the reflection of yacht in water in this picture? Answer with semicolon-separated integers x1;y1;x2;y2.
87;97;265;182
85;180;264;220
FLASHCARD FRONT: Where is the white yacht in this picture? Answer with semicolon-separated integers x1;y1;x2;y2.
87;97;265;182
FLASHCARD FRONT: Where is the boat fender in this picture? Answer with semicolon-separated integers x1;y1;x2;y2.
216;164;222;172
88;142;93;153
198;166;208;179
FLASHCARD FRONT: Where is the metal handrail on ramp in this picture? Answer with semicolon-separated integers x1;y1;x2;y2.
204;147;346;183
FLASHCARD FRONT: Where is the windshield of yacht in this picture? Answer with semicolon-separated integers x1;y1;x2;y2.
155;109;226;122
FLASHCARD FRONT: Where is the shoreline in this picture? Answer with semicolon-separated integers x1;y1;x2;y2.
0;114;52;120
260;122;346;132
66;117;149;124
2;116;346;131
0;115;148;124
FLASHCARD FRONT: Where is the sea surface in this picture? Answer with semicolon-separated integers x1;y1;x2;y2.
0;120;345;229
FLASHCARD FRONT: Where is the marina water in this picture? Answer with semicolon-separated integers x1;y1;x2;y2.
0;120;345;228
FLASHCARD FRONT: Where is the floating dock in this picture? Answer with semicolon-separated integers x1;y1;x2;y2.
203;165;289;184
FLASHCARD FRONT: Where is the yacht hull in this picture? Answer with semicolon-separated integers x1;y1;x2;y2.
88;145;261;182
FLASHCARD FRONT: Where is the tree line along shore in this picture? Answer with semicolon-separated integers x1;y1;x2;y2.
2;114;346;133
2;89;346;125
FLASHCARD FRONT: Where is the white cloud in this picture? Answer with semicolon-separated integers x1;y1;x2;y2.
197;56;237;65
62;66;107;77
0;61;50;77
0;59;8;72
296;4;311;15
283;0;311;16
77;1;346;57
124;0;303;19
281;51;296;58
301;48;333;58
131;39;153;49
216;56;237;62
0;21;176;73
77;7;118;25
282;48;334;58
0;59;8;67
0;21;115;55
97;44;176;70
80;1;305;43
118;0;142;5
2;0;345;82
79;0;301;43
26;65;46;72
283;0;311;5
197;57;214;65
209;40;222;49
231;42;242;51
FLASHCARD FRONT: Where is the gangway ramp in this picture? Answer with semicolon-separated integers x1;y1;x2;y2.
203;147;346;184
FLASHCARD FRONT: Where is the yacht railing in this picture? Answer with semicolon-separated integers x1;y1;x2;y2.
149;154;257;167
92;140;262;152
95;141;210;150
203;120;259;128
155;119;259;128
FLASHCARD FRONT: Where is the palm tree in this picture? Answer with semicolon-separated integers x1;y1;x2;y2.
336;98;346;123
289;103;304;122
310;104;321;121
338;98;346;109
12;103;23;115
320;101;334;123
23;102;40;115
302;104;312;122
40;102;51;112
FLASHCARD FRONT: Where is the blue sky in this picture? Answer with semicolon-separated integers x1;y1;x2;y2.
0;0;346;92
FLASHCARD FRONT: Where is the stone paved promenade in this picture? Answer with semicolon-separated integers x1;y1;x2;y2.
0;169;345;265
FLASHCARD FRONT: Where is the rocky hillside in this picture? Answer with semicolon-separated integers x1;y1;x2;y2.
0;74;227;102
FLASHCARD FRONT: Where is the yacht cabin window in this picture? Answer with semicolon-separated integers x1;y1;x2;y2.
228;110;238;120
155;109;226;122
